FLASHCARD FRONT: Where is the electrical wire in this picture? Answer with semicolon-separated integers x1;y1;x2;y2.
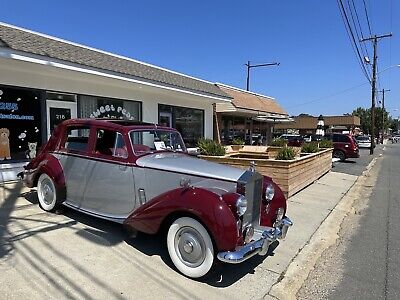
286;80;370;110
347;0;372;79
337;0;371;82
362;0;373;36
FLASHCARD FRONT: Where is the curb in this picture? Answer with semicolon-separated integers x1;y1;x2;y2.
265;156;380;300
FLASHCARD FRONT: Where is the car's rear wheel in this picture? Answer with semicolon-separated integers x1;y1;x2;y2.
167;217;214;278
37;173;58;212
333;150;346;162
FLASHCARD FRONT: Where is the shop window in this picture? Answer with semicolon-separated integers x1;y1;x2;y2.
79;95;141;121
158;104;204;148
0;85;42;163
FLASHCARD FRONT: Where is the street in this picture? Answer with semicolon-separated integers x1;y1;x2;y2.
298;143;400;299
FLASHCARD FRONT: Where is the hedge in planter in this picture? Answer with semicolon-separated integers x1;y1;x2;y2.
269;138;288;147
301;142;319;153
197;138;226;156
276;146;296;160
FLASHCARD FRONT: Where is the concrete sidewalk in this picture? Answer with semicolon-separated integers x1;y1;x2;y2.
0;169;360;299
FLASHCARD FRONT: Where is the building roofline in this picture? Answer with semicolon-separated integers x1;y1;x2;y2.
216;82;276;100
0;22;231;99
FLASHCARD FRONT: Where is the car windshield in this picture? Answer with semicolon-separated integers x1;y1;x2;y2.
356;136;370;141
129;130;186;155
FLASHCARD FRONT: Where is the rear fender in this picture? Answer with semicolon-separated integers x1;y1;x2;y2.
34;154;66;203
124;187;240;251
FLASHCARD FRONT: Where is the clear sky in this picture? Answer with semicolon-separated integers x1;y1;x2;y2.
0;0;398;117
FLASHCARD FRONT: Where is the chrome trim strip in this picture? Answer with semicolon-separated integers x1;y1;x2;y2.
217;216;293;264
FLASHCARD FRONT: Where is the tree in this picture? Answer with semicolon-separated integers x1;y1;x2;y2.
351;107;390;136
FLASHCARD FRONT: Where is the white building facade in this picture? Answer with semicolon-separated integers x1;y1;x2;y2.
0;23;231;180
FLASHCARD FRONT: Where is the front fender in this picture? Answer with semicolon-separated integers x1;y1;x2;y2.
123;187;240;251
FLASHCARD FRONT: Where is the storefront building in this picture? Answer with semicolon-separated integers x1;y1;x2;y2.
0;23;231;180
214;84;291;145
274;115;361;136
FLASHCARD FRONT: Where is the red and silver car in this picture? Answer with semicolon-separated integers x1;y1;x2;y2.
20;119;292;279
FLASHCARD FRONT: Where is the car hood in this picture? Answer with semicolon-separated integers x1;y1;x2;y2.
136;152;245;182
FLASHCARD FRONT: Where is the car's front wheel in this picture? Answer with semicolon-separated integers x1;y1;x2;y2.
167;217;214;278
37;173;58;212
333;150;346;161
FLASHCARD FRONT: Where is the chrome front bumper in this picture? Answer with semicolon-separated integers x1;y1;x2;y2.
217;216;293;264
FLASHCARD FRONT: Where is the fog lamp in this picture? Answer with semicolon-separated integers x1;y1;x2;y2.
243;225;254;243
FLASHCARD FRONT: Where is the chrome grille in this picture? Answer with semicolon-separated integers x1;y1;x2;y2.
242;172;263;227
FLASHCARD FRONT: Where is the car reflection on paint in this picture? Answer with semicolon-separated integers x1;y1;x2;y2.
20;118;292;279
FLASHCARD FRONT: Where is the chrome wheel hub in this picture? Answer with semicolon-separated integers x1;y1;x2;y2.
41;179;54;205
175;227;206;268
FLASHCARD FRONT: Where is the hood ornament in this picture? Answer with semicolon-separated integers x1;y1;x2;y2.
249;161;257;173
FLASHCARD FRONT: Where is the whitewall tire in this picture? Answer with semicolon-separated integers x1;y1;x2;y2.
37;173;58;212
167;217;215;278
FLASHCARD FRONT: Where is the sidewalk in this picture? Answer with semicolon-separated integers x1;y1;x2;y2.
0;166;371;299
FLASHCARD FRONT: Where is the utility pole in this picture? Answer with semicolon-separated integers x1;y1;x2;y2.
245;61;279;91
378;89;390;143
361;33;392;154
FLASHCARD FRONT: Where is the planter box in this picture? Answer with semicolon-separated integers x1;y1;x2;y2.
199;148;333;198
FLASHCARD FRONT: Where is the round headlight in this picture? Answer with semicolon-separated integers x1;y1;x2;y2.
265;183;275;201
236;195;247;216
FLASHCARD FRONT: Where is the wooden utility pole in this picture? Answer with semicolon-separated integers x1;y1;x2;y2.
361;33;392;154
378;89;390;143
245;61;280;91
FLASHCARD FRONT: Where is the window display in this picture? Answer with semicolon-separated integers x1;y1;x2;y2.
158;104;204;148
0;86;42;163
79;95;141;121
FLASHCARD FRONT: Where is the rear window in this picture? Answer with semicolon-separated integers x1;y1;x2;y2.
63;127;90;152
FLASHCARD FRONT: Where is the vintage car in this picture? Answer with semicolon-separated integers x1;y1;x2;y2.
20;119;292;279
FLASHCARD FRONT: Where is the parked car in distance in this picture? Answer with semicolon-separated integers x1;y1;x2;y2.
324;133;359;161
355;135;371;148
20;118;292;279
279;134;304;147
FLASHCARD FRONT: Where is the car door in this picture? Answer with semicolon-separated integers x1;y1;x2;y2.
56;125;94;208
81;128;135;220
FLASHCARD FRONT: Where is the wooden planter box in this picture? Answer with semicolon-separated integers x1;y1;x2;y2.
200;148;333;198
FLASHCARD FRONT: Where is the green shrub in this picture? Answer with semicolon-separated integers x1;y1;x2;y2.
197;138;226;156
301;142;319;153
318;140;333;148
269;138;288;147
275;146;296;160
231;137;245;145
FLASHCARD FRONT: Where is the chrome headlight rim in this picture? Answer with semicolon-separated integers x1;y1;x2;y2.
265;183;275;201
236;195;247;216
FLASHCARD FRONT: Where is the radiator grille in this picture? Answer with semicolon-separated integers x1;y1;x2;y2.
242;172;263;227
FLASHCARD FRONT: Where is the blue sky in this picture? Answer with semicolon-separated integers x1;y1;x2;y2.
0;0;398;117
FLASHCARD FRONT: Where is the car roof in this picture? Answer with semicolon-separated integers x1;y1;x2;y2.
61;118;177;132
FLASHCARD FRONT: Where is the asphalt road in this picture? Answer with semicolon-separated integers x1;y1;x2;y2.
298;143;400;299
331;144;384;176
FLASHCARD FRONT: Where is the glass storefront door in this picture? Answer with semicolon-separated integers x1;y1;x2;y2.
46;94;77;138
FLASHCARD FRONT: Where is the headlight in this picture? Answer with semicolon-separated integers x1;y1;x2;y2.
265;183;275;201
236;195;247;216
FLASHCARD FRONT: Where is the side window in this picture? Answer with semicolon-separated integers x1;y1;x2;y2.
63;126;90;152
95;129;128;159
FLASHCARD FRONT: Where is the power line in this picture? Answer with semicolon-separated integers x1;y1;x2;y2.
349;0;371;60
337;0;371;82
286;81;370;109
362;0;373;35
347;0;372;79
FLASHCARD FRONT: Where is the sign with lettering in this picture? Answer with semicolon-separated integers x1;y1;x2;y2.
50;107;71;131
